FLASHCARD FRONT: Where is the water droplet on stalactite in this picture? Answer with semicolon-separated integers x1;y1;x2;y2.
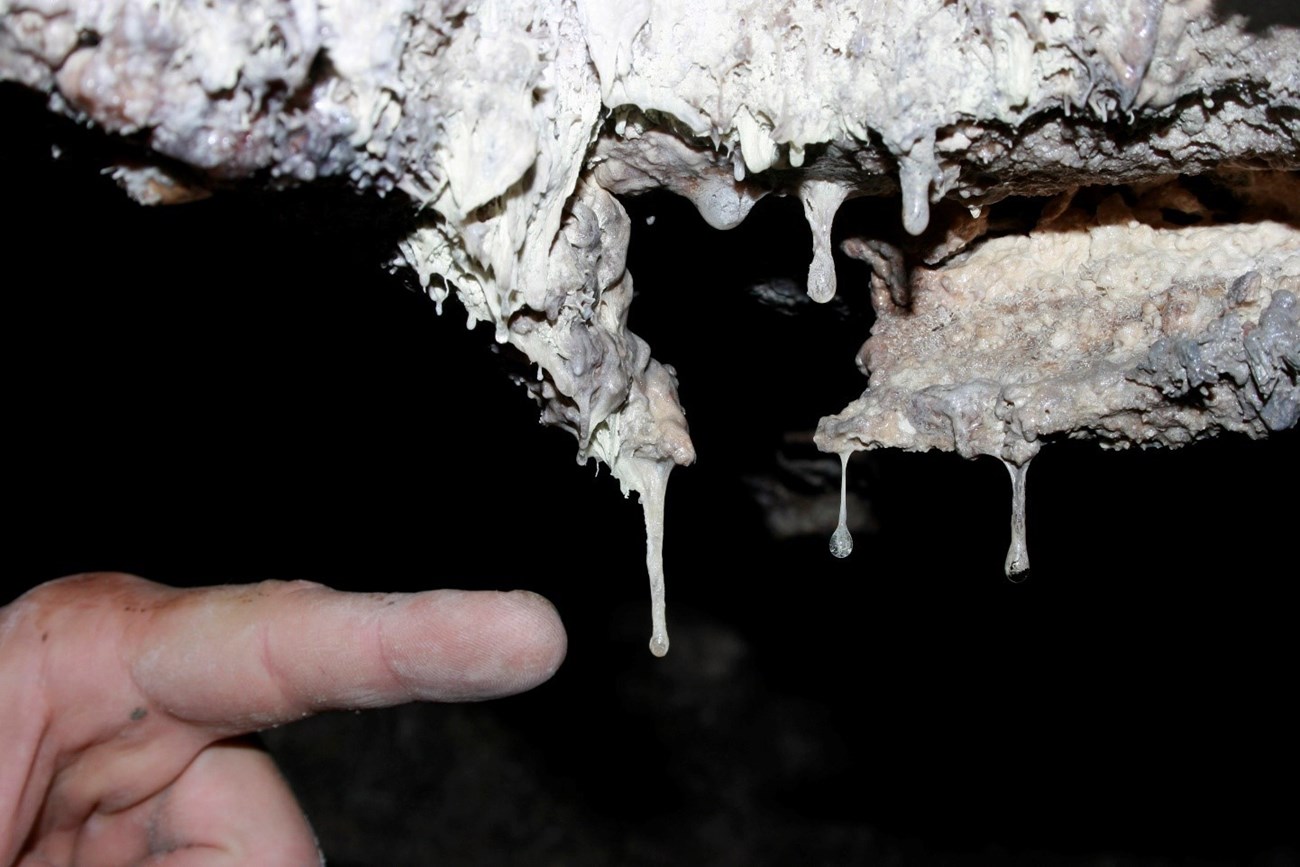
800;180;850;303
829;451;854;558
1003;459;1031;582
899;152;930;233
640;463;672;656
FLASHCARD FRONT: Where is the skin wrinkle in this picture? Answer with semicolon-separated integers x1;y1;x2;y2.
135;580;310;729
255;613;302;725
125;580;188;717
373;611;420;707
385;591;479;702
280;580;373;714
294;583;402;711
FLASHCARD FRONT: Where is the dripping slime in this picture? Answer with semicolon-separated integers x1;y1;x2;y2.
829;451;854;558
1003;458;1031;582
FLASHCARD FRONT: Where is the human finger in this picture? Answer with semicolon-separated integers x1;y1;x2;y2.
43;739;319;867
147;739;321;866
126;579;567;733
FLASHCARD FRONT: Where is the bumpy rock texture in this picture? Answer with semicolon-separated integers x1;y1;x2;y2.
817;173;1300;464
4;0;1298;643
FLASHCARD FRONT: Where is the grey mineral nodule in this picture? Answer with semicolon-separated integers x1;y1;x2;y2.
3;0;1297;647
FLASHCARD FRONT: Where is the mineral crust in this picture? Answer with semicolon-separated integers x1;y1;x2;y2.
4;0;1297;648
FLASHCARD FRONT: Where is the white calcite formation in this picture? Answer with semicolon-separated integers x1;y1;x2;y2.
818;173;1300;575
4;0;1297;651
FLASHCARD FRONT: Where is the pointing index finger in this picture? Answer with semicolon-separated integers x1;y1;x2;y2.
130;580;567;732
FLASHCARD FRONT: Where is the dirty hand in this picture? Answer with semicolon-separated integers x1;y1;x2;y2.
0;573;566;865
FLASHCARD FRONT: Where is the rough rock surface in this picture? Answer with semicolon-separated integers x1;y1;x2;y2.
3;0;1298;640
818;174;1300;464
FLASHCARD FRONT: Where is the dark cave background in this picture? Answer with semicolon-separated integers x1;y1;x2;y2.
4;84;1296;866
